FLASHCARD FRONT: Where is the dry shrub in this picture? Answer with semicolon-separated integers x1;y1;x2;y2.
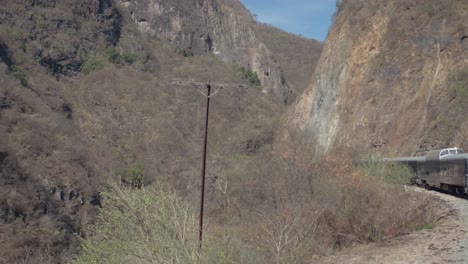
256;203;324;264
69;182;262;264
250;144;440;262
320;150;437;244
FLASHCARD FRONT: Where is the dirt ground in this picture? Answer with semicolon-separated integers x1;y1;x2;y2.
318;188;468;264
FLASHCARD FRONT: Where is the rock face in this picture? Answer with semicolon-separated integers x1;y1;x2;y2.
0;0;121;75
254;23;323;101
286;0;468;156
118;0;290;101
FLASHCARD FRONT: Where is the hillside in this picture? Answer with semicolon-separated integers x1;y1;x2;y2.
255;23;323;101
285;0;468;157
0;0;322;262
119;0;291;101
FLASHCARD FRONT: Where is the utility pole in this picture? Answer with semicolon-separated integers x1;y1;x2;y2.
171;79;246;251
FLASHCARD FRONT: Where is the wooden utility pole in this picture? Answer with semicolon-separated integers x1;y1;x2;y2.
171;79;246;251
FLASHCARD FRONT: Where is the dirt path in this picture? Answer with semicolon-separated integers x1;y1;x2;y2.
318;188;468;264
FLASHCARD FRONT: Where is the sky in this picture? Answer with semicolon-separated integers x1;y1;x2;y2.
239;0;337;41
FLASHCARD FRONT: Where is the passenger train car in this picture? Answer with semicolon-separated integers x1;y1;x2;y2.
390;148;468;194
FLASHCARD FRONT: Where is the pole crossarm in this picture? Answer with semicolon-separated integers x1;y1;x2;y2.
171;79;247;90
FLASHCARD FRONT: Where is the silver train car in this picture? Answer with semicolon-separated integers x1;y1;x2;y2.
390;148;468;194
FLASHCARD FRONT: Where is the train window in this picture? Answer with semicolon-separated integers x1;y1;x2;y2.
439;148;465;158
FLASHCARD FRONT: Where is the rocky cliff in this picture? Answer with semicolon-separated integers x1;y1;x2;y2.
254;23;323;102
286;0;468;156
118;0;291;101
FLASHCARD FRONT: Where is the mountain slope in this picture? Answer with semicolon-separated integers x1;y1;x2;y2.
0;0;321;262
285;0;468;156
255;23;323;102
119;0;291;101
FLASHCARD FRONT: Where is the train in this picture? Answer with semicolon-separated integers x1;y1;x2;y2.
390;148;468;195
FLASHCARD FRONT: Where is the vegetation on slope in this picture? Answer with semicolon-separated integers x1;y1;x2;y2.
70;143;440;263
0;0;283;262
0;0;446;263
69;183;263;264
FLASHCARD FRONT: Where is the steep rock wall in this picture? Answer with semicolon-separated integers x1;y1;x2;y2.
118;0;290;101
286;0;468;156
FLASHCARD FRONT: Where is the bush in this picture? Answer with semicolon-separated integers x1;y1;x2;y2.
9;29;23;41
359;159;414;185
69;183;199;264
69;183;260;264
105;47;121;64
175;47;194;57
449;69;468;100
240;66;261;86
249;147;440;262
318;151;438;243
452;80;468;99
82;56;104;74
11;65;28;87
122;51;138;64
105;47;138;64
118;164;150;189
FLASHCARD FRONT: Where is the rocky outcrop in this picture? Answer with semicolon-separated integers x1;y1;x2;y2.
118;0;290;101
0;0;121;75
254;23;323;101
286;0;468;156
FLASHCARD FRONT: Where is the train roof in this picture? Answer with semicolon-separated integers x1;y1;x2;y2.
386;148;466;164
386;156;426;162
439;153;468;161
426;148;465;160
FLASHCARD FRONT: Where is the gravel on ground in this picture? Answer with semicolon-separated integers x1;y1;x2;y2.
317;188;468;264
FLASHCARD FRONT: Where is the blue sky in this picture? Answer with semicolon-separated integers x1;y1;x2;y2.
239;0;337;41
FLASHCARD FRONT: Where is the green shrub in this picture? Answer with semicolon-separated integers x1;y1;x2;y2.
175;47;194;57
69;183;199;264
452;80;468;98
9;29;23;41
11;65;28;87
105;47;121;64
359;159;414;185
448;70;468;100
69;183;260;264
118;164;149;189
420;223;434;230
82;56;104;74
122;51;138;64
240;66;261;86
105;47;138;64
